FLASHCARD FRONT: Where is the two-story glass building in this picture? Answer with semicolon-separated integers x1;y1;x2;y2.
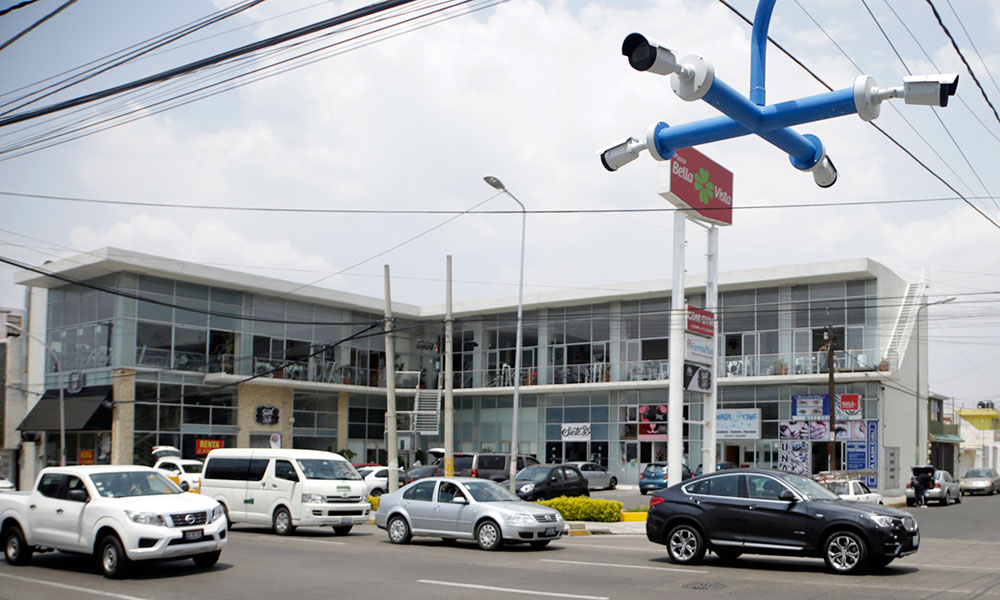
6;247;942;494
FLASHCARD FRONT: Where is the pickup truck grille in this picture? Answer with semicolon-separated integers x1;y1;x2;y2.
325;495;364;503
533;514;558;523
169;511;208;527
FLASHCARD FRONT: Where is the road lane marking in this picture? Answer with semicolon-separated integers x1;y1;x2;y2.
418;579;609;599
229;532;345;545
541;558;707;574
0;572;149;600
905;563;1000;572
557;542;655;552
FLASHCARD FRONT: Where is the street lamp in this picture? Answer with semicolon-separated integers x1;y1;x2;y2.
484;175;526;494
6;322;66;466
914;296;956;465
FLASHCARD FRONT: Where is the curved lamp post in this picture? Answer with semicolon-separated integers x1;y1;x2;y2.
484;175;526;494
914;296;955;465
6;322;65;466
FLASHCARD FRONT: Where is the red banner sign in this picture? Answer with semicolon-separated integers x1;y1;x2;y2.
662;147;733;226
195;439;224;455
687;306;715;337
78;449;95;465
839;393;860;411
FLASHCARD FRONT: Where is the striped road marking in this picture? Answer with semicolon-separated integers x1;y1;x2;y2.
417;579;609;599
0;572;149;600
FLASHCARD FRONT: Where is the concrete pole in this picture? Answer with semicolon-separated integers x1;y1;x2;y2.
384;265;399;492
827;324;836;471
444;256;454;477
667;210;686;487
703;225;718;475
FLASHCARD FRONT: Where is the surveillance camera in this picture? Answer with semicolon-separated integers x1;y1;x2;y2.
599;136;646;171
902;74;959;107
621;33;682;76
811;155;838;188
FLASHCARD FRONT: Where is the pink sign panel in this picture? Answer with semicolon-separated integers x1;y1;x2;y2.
686;306;715;337
666;147;733;226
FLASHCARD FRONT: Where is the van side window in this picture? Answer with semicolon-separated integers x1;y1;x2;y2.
205;458;251;480
38;473;65;498
274;460;298;482
247;459;269;481
402;480;435;501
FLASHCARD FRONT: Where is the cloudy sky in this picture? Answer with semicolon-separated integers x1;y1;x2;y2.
1;0;999;407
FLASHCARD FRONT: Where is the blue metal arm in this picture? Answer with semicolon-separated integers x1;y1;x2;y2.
750;0;776;106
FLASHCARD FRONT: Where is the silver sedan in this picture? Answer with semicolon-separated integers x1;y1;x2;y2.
960;468;1000;495
374;477;564;550
564;461;617;490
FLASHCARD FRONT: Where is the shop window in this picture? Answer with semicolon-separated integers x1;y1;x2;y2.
136;321;171;367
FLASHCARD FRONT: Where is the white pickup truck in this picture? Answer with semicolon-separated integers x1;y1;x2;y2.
0;465;227;578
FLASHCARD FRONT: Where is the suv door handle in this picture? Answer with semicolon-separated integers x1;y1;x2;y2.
747;504;758;510
29;504;37;510
56;508;64;514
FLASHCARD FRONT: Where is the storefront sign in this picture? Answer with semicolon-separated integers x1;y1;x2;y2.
845;441;866;471
686;306;715;337
638;404;668;440
561;423;591;442
78;449;95;465
661;147;734;226
778;440;810;475
683;363;712;393
195;439;224;455
780;419;866;441
717;408;760;439
255;405;280;426
684;334;714;366
792;394;863;421
867;419;879;488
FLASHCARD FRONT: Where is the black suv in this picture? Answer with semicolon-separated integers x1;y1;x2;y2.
646;468;919;574
509;464;590;501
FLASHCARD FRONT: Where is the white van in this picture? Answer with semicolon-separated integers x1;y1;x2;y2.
199;448;370;536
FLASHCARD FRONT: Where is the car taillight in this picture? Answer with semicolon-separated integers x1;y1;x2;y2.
639;473;645;480
471;469;478;478
906;482;911;488
649;496;665;507
935;483;941;489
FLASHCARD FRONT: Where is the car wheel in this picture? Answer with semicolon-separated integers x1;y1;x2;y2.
370;488;383;497
714;549;742;561
387;515;411;544
640;488;647;496
475;520;503;551
530;540;551;549
608;477;617;490
272;507;295;536
582;488;590;498
180;481;190;491
98;535;131;579
955;491;962;504
192;550;221;568
3;525;32;566
665;524;706;565
823;531;867;575
941;493;950;506
333;526;353;535
221;504;232;531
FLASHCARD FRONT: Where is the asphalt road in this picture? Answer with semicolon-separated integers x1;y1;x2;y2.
2;493;999;600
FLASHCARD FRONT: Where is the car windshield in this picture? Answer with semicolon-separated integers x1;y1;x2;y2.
777;473;839;500
181;463;203;474
966;469;990;478
644;464;665;474
358;468;375;477
464;480;519;502
296;459;361;480
516;466;550;482
91;471;182;498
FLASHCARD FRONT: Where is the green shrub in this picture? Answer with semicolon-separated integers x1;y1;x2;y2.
534;496;623;522
369;495;380;512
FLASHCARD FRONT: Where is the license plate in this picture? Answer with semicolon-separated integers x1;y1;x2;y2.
184;529;203;541
913;534;919;547
544;527;556;537
339;517;352;525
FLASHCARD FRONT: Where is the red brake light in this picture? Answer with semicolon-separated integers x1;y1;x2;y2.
934;483;941;489
639;473;645;480
650;496;665;507
905;482;911;488
471;469;478;478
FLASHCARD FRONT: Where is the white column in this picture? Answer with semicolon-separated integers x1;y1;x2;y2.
704;225;719;474
668;210;686;486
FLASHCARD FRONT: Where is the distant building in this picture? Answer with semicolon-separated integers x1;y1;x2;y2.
957;403;1000;476
6;247;950;493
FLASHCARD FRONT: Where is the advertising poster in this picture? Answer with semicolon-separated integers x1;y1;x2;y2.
717;408;761;439
639;404;668;440
561;423;592;441
683;363;713;393
791;394;864;421
845;441;867;471
866;419;879;488
780;420;829;440
778;440;811;475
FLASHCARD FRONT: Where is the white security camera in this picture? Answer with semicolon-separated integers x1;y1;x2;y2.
810;155;837;188
621;33;684;76
902;74;959;107
599;136;647;171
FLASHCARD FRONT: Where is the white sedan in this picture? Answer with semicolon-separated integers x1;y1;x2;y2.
829;479;883;504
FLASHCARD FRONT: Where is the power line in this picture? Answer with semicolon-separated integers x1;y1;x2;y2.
944;0;1000;98
925;0;1000;128
0;0;75;53
0;0;42;17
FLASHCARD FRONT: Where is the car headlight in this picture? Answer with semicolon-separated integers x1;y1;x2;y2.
507;513;535;524
518;483;535;494
211;504;225;523
869;514;896;528
125;510;168;526
301;493;325;504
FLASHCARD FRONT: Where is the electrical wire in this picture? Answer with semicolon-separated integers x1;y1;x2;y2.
944;0;1000;98
0;0;42;17
0;0;76;53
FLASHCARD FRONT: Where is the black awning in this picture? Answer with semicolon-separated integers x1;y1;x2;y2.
18;386;112;432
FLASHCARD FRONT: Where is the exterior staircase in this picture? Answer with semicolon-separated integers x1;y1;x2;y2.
884;281;925;372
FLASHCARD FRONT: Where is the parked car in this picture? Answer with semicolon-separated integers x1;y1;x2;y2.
827;479;883;504
646;468;919;574
405;464;442;483
639;462;692;495
470;452;540;481
564;461;617;490
432;452;474;476
693;462;739;476
905;466;962;506
0;478;14;492
0;465;227;578
153;457;204;492
360;466;406;496
375;477;564;550
959;468;1000;495
508;464;589;501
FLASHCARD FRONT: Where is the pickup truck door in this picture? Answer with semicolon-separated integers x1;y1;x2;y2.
45;475;91;551
30;473;67;547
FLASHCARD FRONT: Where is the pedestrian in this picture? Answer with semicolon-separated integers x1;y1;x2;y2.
911;475;926;507
916;470;934;507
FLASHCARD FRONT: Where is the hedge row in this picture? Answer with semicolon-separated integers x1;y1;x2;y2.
534;496;624;522
369;495;380;512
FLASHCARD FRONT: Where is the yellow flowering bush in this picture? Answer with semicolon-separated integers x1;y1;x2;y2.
534;496;623;522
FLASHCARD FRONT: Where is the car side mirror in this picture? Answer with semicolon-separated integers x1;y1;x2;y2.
778;490;797;502
452;496;467;504
67;489;89;503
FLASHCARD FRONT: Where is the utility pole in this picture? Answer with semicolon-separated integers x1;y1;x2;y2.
827;324;836;471
444;256;454;477
384;265;399;493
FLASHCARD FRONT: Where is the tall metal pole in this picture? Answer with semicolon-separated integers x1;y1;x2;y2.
667;210;686;487
444;256;454;477
8;323;65;466
827;324;836;471
383;265;399;493
703;225;718;475
914;296;956;465
483;175;526;493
